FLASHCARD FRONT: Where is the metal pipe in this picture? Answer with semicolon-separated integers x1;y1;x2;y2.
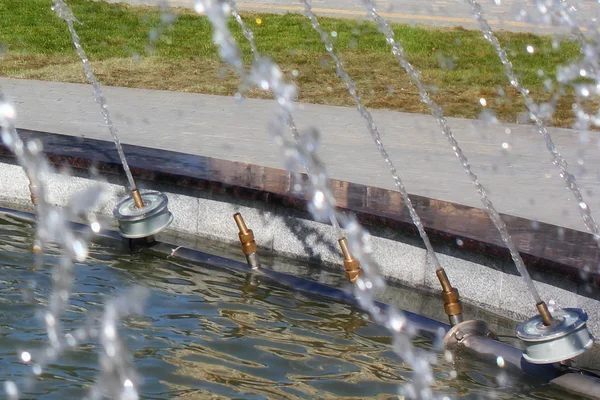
460;334;561;380
551;372;600;399
462;335;600;399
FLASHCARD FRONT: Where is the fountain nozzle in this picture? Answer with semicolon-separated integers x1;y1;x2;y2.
233;213;260;269
537;301;554;326
113;190;173;239
131;188;144;209
516;308;593;364
436;269;464;326
338;237;361;283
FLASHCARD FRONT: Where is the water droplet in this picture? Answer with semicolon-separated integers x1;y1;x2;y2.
4;381;18;399
456;238;464;246
505;128;511;135
444;350;453;362
526;45;535;54
0;102;16;121
193;1;205;14
331;31;337;37
21;351;31;362
91;221;101;233
479;98;487;106
580;202;588;210
502;142;509;149
124;379;134;387
255;18;262;25
45;313;56;327
496;356;505;367
72;239;88;262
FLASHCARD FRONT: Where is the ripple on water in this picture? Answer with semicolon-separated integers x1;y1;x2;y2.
0;214;578;399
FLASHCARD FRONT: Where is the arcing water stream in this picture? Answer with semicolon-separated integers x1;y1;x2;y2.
467;0;600;245
194;0;436;397
51;0;138;192
357;0;544;306
0;90;146;399
230;2;344;238
300;0;445;278
6;0;600;397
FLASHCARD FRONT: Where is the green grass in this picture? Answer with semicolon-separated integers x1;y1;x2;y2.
0;0;589;127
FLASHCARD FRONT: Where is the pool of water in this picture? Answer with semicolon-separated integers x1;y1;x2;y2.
0;212;579;399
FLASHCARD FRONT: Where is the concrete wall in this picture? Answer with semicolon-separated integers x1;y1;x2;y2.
1;160;599;339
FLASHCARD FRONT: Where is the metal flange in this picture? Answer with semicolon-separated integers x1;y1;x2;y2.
516;308;593;364
113;190;174;239
443;320;498;351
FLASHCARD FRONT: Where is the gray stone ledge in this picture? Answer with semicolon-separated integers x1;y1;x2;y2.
1;160;598;339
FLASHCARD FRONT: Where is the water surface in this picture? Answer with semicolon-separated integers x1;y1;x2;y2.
0;213;576;399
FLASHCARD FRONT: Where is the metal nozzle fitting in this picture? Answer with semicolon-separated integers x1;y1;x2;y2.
233;213;259;269
536;301;554;326
338;237;361;283
131;189;145;209
437;269;464;326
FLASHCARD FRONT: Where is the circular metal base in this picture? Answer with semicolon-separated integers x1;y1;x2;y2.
443;320;498;351
516;308;593;364
113;190;174;239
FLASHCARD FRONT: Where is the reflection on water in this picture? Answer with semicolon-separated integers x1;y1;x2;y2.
0;214;575;399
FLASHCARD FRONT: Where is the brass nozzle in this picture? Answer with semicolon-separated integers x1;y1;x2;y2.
131;189;144;209
234;213;257;255
537;301;554;326
131;189;144;208
338;237;361;283
436;268;464;325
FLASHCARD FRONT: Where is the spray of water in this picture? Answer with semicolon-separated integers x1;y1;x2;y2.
468;0;600;244
1;91;146;399
229;2;344;239
193;1;436;397
51;0;137;192
301;0;444;273
360;0;543;305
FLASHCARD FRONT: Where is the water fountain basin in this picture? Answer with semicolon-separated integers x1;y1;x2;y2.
2;128;600;397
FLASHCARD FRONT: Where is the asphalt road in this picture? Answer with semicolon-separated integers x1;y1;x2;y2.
108;0;600;33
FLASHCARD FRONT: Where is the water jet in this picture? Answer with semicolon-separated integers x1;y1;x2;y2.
2;0;600;397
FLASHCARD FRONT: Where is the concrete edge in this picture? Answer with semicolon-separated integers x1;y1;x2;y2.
1;160;598;339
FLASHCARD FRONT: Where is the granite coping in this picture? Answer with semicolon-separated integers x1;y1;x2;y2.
2;128;599;288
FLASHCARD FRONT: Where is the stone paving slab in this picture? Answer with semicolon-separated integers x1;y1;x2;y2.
2;77;599;233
